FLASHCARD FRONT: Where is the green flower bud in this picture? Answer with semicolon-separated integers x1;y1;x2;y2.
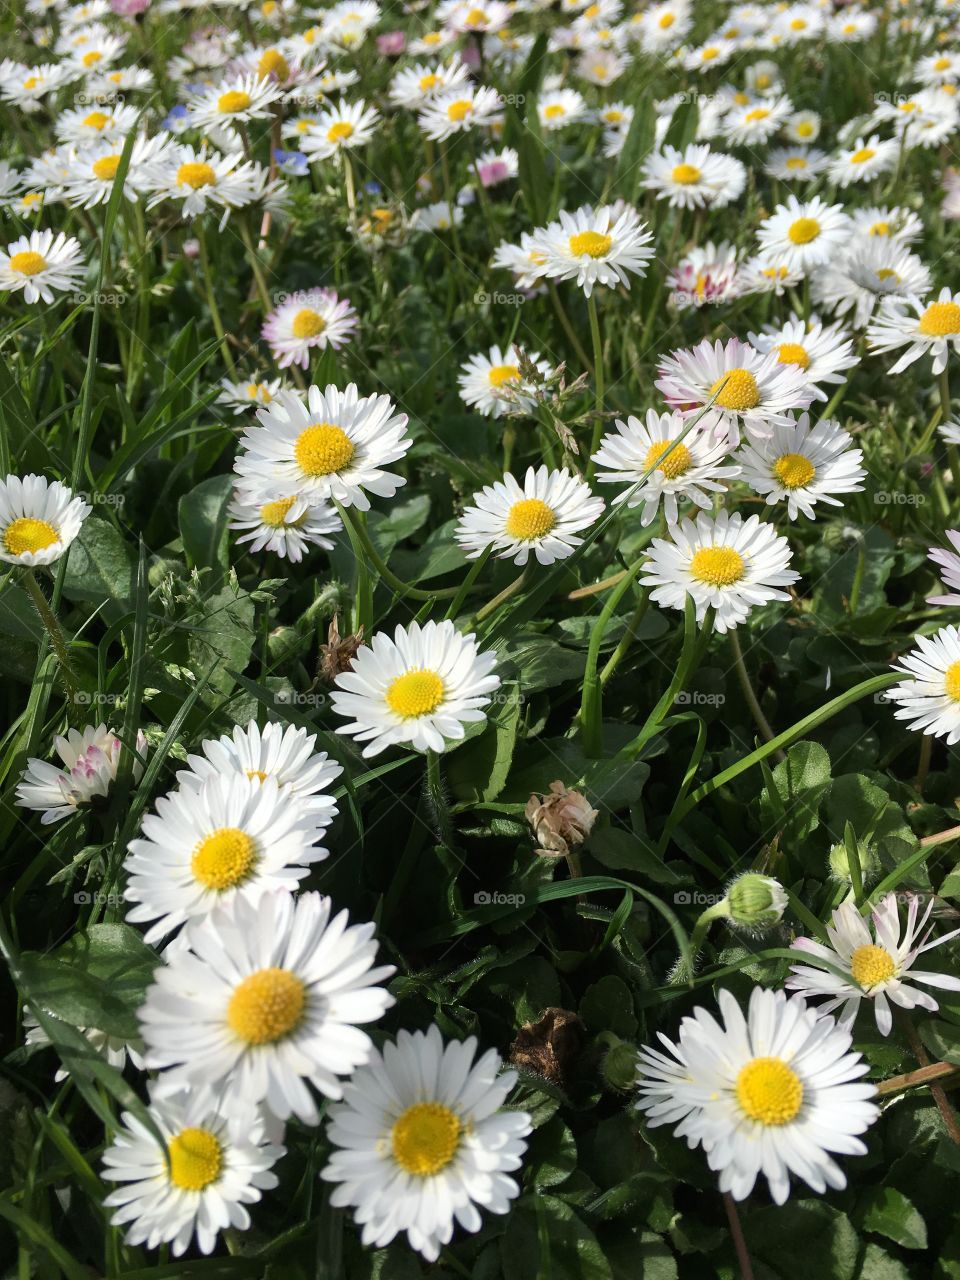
600;1038;639;1093
266;625;309;665
828;840;879;884
147;557;183;588
726;873;788;934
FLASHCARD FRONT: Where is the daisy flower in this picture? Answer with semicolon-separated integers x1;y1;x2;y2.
655;337;813;447
234;382;410;510
739;256;803;298
227;486;342;562
735;413;866;520
457;344;551;419
783;109;820;144
124;772;329;944
17;723;147;824
667;241;742;309
927;529;960;606
218;376;283;413
723;95;792;145
827;135;898;187
177;719;342;824
787;895;960;1035
576;47;628;87
849;205;923;245
491;231;550;289
536;87;587;131
139;888;395;1123
748;314;860;400
756;195;852;274
417;85;502;141
813;239;932;329
595;101;633;130
330;619;500;757
456;466;604;566
916;51;960;86
765;147;829;182
0;229;85;303
635;986;879;1204
300;99;380;161
591;409;739;527
187;72;285;138
640;510;799;633
145;144;266;226
887;624;960;744
61;134;168;208
866;287;960;375
54;100;139;145
260;288;358;369
388;56;470;108
321;1025;532;1262
0;473;90;566
641;143;746;210
409;201;464;232
0;62;77;110
632;3;692;53
475;147;518;188
685;41;735;73
24;1011;144;1082
827;10;876;41
102;1085;285;1256
532;202;654;298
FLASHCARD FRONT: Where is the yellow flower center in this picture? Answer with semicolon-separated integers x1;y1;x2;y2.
935;57;951;70
505;497;555;540
257;48;290;80
259;496;297;527
419;73;439;91
945;660;960;701
869;220;890;236
391;1102;462;1176
603;109;623;123
3;516;58;556
689;545;745;586
568;230;612;258
168;1128;222;1191
177;161;216;189
295;118;316;132
785;157;807;170
777;341;810;370
733;91;749;105
327;120;355;143
8;251;47;276
447;98;473;122
23;76;39;89
218;90;252;114
671;163;701;184
735;1056;804;1125
21;192;42;207
544;103;566;119
82;50;102;66
92;154;121;181
773;451;816;489
876;267;900;282
386;669;446;718
294;423;354;475
83;110;111;129
465;6;487;23
423;31;442;43
701;46;719;60
756;74;771;89
227;967;306;1044
191;826;256;890
850;943;896;987
898;101;919;112
488;363;519;387
262;0;277;13
850;147;875;164
584;2;600;15
842;20;856;32
795;121;813;138
246;768;269;781
658;11;675;26
919;300;960;336
291;307;327;338
745;107;770;122
644;439;691;479
787;216;821;244
710;369;761;411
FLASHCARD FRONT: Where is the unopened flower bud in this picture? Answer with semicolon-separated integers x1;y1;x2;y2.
525;782;598;857
600;1037;640;1092
147;556;183;588
828;840;879;884
267;625;308;665
726;873;788;934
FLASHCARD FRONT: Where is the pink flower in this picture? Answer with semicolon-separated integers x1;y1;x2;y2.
478;160;509;187
110;0;150;15
376;31;406;56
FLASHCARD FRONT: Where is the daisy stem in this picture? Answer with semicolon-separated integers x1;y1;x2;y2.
915;733;932;796
440;142;462;260
723;1192;756;1280
579;552;648;756
729;629;784;761
547;282;594;376
337;502;373;633
585;293;604;480
848;533;866;615
425;748;455;849
901;1011;960;1146
336;504;463;601
196;224;236;375
599;590;649;687
343;152;357;219
23;569;78;713
445;546;492;620
238;218;274;314
472;562;535;625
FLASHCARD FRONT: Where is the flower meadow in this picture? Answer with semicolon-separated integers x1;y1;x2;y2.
4;0;960;1278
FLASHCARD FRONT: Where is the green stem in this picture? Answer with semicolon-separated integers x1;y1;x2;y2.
729;628;782;758
336;502;373;634
23;569;78;711
669;900;730;985
473;561;534;625
445;546;492;621
848;535;866;615
585;293;604;480
547;282;594;375
238;217;274;314
425;747;455;848
599;592;649;687
580;556;647;756
337;504;462;601
197;222;235;375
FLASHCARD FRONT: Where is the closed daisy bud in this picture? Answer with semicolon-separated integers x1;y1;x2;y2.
828;840;879;885
726;872;788;934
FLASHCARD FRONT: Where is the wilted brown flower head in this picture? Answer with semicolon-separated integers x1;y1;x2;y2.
317;614;364;683
525;781;598;857
509;1008;584;1086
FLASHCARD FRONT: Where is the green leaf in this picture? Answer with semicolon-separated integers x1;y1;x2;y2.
743;1199;860;1280
179;473;234;571
60;515;137;606
759;740;833;842
861;1187;928;1251
501;1194;613;1280
579;974;637;1038
446;681;522;803
589;827;681;884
